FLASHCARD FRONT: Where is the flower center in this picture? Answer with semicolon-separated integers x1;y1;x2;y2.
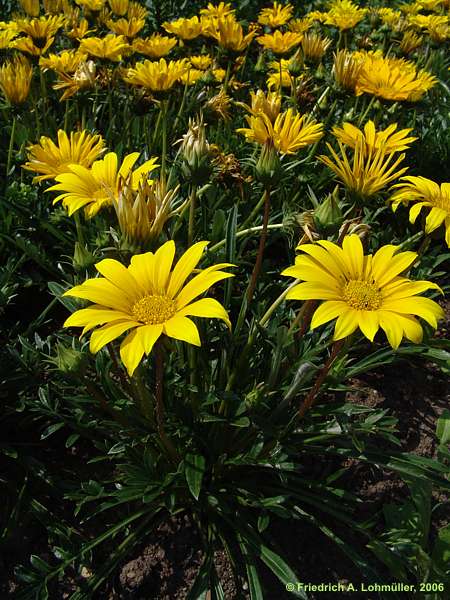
343;280;382;311
132;294;176;325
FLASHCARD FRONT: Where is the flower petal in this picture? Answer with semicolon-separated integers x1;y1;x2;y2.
163;316;201;346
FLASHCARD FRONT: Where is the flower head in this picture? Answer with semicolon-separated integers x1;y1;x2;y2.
332;49;363;91
332;121;417;154
108;0;129;16
132;34;177;58
282;234;443;348
257;30;303;54
190;54;213;70
240;89;281;123
205;15;256;52
124;58;188;92
200;2;235;19
0;56;33;105
237;108;323;155
390;176;450;247
107;17;145;38
258;2;293;28
324;0;368;30
301;32;332;61
19;0;40;17
63;240;233;375
163;16;203;40
79;34;129;61
46;152;159;218
39;49;88;74
23;130;106;182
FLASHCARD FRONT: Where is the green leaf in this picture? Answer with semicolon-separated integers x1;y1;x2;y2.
436;409;450;445
185;453;206;500
30;555;51;574
65;433;80;448
40;422;65;440
431;523;450;577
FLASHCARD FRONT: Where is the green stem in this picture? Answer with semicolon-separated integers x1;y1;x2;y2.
188;185;197;246
161;99;168;184
241;190;267;230
154;340;179;462
246;188;271;304
6;115;16;177
208;223;283;254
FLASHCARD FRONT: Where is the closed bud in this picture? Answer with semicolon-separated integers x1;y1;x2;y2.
73;242;95;271
180;116;213;185
314;187;343;233
288;50;303;76
255;52;266;73
54;343;88;377
255;140;281;186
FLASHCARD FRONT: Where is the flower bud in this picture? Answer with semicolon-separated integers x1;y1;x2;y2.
54;343;88;377
180;116;213;185
255;140;281;187
314;187;343;233
73;242;95;271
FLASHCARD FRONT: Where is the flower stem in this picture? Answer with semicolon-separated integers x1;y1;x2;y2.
188;185;197;246
208;223;283;254
6;115;16;177
246;188;271;304
154;340;179;462
160;100;168;184
298;339;344;419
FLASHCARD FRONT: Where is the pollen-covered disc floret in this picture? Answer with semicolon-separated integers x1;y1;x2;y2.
63;240;234;376
343;280;382;311
282;234;443;349
132;295;176;325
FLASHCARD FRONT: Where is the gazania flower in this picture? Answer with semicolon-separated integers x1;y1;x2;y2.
301;32;332;61
390;176;450;247
39;50;88;74
332;121;416;155
19;0;40;17
63;240;233;376
257;30;303;54
399;30;422;54
205;15;256;52
46;152;159;218
23;130;106;182
12;35;54;56
258;2;293;28
319;139;408;199
0;29;18;49
200;2;235;19
355;53;437;102
124;58;188;92
79;34;129;61
239;89;281;123
206;87;232;121
65;18;93;40
108;0;129;16
282;235;443;349
106;17;145;38
132;34;177;58
324;0;368;30
378;7;403;29
179;68;203;86
237;108;323;155
162;16;203;40
53;60;97;101
289;17;314;34
266;59;294;89
332;49;363;91
75;0;106;10
16;15;65;40
0;56;33;105
127;1;148;20
190;54;213;70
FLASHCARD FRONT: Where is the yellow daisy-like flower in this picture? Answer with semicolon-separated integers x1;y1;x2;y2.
16;15;65;40
162;16;203;41
108;0;129;16
23;130;106;183
53;60;97;101
124;58;188;92
66;18;94;40
324;0;368;30
190;54;213;70
378;7;403;29
179;68;204;86
237;108;323;155
132;34;177;58
12;34;54;56
200;2;235;19
399;30;422;54
127;1;148;20
75;0;106;10
19;0;40;17
106;17;145;38
63;240;233;376
301;32;332;61
288;17;314;34
355;52;437;102
0;56;33;105
282;234;443;348
332;49;363;91
390;176;450;247
79;34;129;61
257;30;303;54
205;15;256;52
266;59;294;89
39;50;88;74
332;121;417;154
0;29;19;49
244;89;282;123
258;2;293;28
46;152;159;218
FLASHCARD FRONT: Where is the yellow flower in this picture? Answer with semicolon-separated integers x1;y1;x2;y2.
46;152;159;218
378;7;403;29
108;0;129;16
23;130;106;182
266;59;294;89
319;139;408;199
257;30;303;54
163;16;203;40
390;176;450;247
239;89;281;123
114;178;184;249
332;121;417;154
282;234;443;348
75;0;106;10
124;58;188;92
39;49;88;74
132;34;177;58
407;13;448;30
258;2;293;28
179;68;204;86
0;56;33;105
237;108;323;154
79;34;129;61
66;18;94;40
205;15;256;51
199;2;235;19
399;30;422;54
355;52;437;101
288;17;314;34
205;87;231;121
127;1;148;20
107;17;145;38
301;32;332;61
190;54;213;70
0;29;18;49
63;240;233;376
19;0;40;16
53;60;96;101
324;0;368;30
17;15;65;39
12;35;54;56
332;49;363;91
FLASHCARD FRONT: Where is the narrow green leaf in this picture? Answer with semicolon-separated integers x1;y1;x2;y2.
185;453;206;500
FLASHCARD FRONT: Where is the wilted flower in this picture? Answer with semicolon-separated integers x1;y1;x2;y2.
53;60;97;100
